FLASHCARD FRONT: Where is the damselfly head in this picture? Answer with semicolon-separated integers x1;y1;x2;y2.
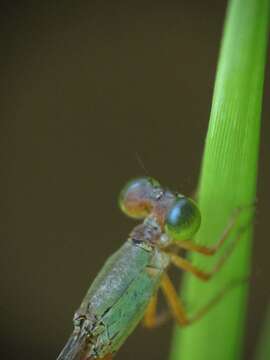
119;178;201;240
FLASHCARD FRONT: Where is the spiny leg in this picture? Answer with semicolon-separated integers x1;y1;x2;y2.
172;204;254;256
160;273;246;326
142;293;158;328
142;292;170;328
168;222;249;281
160;273;189;325
170;254;212;281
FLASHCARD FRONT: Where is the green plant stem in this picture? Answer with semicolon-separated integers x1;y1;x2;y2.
170;1;269;360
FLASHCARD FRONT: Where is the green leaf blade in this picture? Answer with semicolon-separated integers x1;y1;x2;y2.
170;0;270;359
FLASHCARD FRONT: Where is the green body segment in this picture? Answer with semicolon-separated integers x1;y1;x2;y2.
77;239;169;358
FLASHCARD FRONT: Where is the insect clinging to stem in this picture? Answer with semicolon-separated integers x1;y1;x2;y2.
57;177;252;360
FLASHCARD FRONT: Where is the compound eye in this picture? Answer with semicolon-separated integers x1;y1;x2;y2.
165;196;201;241
118;177;160;219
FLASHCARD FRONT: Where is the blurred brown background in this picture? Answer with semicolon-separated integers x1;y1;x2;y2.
1;1;269;359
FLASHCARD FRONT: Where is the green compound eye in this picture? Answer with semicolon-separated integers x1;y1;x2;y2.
118;177;160;219
165;196;201;241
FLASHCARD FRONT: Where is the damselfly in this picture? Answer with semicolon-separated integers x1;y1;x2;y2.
57;177;251;360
